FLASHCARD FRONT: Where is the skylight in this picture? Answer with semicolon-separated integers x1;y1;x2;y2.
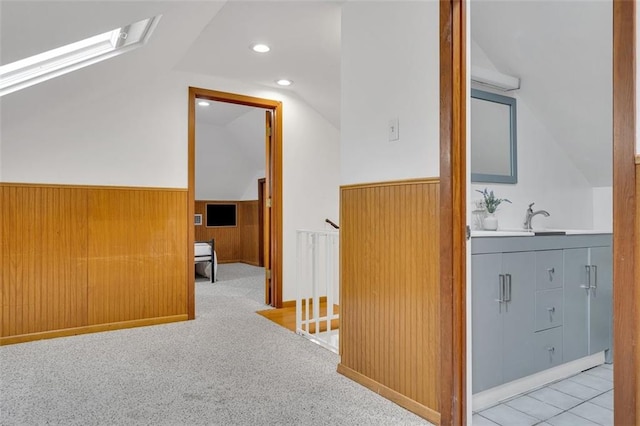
0;15;161;97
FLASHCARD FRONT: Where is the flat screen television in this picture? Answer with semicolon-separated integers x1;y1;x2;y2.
206;203;237;227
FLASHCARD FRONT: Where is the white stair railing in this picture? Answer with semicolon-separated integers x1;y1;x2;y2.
296;229;339;353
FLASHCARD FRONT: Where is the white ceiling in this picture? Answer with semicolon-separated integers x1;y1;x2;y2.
1;0;612;186
176;1;341;127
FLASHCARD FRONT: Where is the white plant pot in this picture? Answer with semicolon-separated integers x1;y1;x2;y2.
483;214;498;231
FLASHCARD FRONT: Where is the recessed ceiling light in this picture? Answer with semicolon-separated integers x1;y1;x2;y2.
276;79;293;86
251;44;270;53
198;101;210;106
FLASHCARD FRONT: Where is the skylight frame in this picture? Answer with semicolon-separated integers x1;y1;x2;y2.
0;15;161;97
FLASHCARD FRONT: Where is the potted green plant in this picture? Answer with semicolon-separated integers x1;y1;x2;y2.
476;188;511;230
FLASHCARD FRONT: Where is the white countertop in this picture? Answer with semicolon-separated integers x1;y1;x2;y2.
471;228;612;237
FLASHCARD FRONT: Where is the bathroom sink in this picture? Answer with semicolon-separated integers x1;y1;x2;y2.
533;230;566;236
471;229;534;237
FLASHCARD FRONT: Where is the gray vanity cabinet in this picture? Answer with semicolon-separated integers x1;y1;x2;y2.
472;251;536;393
563;245;613;363
472;233;612;395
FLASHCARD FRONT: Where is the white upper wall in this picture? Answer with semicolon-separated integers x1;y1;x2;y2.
470;42;594;230
1;81;189;187
340;1;439;184
592;187;613;232
195;107;266;200
195;123;260;200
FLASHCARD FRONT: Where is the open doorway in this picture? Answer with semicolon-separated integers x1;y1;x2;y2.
440;1;638;424
468;1;614;422
187;87;283;317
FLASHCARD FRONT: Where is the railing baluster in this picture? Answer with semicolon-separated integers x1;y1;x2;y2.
295;229;340;353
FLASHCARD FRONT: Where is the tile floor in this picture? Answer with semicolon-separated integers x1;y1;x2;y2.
473;364;613;426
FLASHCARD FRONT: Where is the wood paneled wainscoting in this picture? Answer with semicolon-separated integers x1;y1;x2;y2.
194;200;260;266
0;183;189;345
338;178;441;424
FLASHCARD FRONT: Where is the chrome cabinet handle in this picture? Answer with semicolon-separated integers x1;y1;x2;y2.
505;274;512;302
591;265;598;296
547;267;555;281
547;306;555;322
496;274;505;304
546;346;555;363
581;265;592;291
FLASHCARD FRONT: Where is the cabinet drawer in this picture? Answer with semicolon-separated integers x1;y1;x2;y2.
536;250;564;290
534;327;563;372
535;288;563;331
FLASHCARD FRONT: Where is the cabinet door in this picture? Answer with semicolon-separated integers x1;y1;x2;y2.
502;251;536;383
589;246;612;355
472;253;504;393
563;248;589;362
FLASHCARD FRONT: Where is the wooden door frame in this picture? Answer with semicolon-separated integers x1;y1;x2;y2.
187;87;284;316
440;1;467;424
258;178;265;267
441;0;639;424
612;1;637;424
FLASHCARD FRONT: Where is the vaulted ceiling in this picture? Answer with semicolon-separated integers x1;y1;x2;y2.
0;1;340;129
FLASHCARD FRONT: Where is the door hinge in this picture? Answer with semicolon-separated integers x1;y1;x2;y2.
466;225;471;240
267;127;272;137
266;269;272;280
266;197;272;208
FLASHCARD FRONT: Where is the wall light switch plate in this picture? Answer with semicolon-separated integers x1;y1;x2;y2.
389;118;399;141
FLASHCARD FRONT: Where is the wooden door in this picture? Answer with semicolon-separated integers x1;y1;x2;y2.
264;111;273;305
258;178;265;267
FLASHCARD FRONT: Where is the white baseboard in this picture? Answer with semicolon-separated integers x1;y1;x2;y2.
472;352;605;412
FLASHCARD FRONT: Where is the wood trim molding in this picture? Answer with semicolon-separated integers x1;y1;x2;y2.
271;105;284;307
188;88;196;319
193;90;281;109
0;182;187;192
340;177;439;191
613;1;638;424
188;87;283;309
337;364;441;425
281;300;296;308
440;0;467;424
281;297;330;309
1;315;188;346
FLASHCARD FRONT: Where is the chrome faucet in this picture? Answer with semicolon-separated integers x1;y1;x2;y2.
524;203;550;231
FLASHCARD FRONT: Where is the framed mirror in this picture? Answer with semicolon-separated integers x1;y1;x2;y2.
471;89;518;184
